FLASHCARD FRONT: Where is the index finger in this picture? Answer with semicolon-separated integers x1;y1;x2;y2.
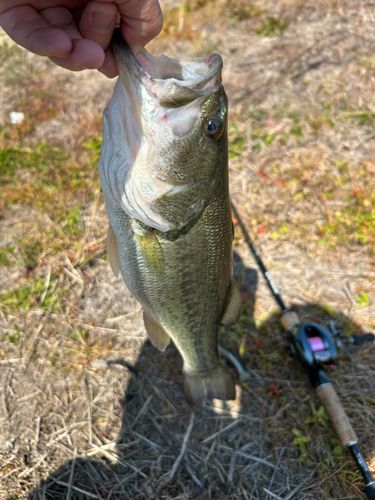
117;0;163;53
0;4;73;57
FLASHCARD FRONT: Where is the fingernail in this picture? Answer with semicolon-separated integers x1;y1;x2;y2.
93;12;116;32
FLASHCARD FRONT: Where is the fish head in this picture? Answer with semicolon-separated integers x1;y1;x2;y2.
99;31;228;231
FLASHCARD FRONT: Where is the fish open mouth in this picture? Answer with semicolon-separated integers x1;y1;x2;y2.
99;31;226;232
112;29;223;108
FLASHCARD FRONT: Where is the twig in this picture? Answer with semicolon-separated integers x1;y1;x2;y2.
23;312;50;365
62;266;84;283
131;395;153;428
202;419;243;444
53;481;102;499
66;447;77;500
265;448;285;500
263;488;283;500
164;411;194;483
282;476;310;500
213;457;228;481
18;453;49;478
86;439;140;456
149;412;202;489
132;431;162;450
105;309;142;323
226;454;237;494
40;266;51;304
35;416;41;445
220;445;276;469
85;375;93;445
0;358;21;364
1;368;10;420
149;413;179;455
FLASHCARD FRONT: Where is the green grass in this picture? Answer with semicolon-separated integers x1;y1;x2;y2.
256;17;288;37
0;245;16;265
356;292;370;308
2;327;21;345
0;136;102;269
236;95;375;255
0;275;68;313
83;136;102;165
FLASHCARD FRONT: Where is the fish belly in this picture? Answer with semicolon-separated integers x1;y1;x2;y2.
101;172;235;404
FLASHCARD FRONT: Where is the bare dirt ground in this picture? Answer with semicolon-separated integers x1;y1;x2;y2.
1;1;375;499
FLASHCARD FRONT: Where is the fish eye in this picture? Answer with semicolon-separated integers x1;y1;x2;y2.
204;117;222;139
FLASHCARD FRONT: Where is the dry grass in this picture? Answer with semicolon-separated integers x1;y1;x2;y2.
1;0;375;498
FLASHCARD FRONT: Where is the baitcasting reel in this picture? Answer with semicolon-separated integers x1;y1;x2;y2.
289;321;337;367
289;319;375;368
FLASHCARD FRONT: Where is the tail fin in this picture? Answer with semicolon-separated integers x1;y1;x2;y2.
183;365;235;406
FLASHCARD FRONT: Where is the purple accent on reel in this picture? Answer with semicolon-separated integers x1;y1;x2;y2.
308;336;325;352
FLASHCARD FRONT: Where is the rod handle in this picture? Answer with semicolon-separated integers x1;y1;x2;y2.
316;383;357;446
280;311;300;331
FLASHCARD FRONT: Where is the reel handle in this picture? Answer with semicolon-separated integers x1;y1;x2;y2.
349;334;375;344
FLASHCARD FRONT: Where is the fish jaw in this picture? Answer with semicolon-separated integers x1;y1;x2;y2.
99;30;227;232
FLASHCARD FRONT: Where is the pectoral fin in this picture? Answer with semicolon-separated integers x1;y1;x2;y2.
132;220;164;276
106;226;120;277
220;282;242;325
143;310;170;351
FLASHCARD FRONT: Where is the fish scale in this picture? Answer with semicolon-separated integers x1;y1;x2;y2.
99;30;242;405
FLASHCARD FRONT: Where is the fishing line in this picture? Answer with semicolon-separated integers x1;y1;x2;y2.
228;200;375;500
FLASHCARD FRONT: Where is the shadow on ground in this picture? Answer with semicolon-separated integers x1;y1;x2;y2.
26;253;375;500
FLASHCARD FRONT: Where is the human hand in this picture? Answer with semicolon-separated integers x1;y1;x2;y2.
0;1;163;77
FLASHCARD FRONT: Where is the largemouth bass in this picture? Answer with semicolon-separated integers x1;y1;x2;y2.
99;31;242;405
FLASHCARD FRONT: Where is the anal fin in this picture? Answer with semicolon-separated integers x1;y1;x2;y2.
143;310;170;351
107;226;120;277
220;282;242;325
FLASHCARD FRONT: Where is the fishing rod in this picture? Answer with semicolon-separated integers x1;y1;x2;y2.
229;201;375;500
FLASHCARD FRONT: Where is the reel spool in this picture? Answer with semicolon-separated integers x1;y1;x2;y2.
290;322;338;366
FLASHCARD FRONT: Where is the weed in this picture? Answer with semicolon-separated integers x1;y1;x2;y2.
290;123;303;138
256;17;288;37
229;137;245;158
356;292;369;308
229;0;260;21
305;403;329;425
0;276;68;313
19;239;43;270
323;437;343;466
0;41;22;65
2;327;21;345
0;137;103;266
292;428;311;462
62;205;83;237
57;328;112;375
83;136;102;166
0;245;16;266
